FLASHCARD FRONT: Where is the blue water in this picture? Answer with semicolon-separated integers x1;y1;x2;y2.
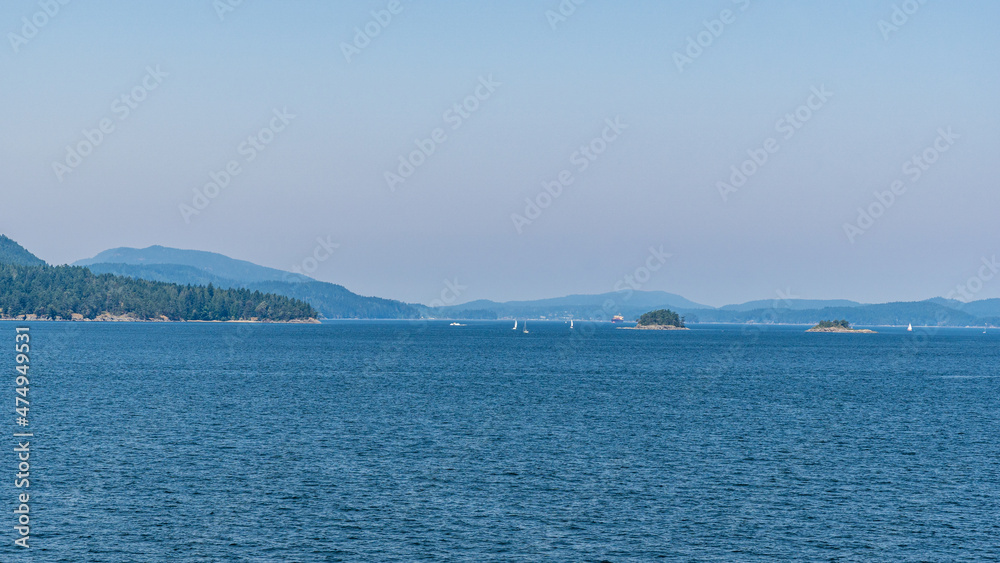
6;321;1000;561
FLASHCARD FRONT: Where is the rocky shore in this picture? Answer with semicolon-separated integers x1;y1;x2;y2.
806;326;876;333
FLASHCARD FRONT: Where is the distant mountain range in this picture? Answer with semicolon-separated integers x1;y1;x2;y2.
74;246;421;319
430;292;1000;327
427;291;712;321
7;236;1000;326
435;293;1000;327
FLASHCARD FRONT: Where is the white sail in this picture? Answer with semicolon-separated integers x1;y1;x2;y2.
907;323;913;331
513;320;517;330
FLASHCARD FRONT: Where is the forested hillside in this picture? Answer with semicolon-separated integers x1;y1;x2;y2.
79;249;423;319
0;264;317;321
0;235;46;266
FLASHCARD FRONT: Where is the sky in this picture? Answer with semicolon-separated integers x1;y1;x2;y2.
1;0;998;307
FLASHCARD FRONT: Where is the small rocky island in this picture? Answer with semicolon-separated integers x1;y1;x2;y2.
621;308;689;330
806;319;876;333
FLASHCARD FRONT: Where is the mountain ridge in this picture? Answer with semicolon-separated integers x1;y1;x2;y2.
74;246;312;284
434;294;1000;327
22;238;1000;326
75;246;421;319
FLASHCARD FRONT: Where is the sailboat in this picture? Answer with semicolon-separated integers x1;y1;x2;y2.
907;323;913;332
513;320;517;330
570;319;574;329
523;321;529;334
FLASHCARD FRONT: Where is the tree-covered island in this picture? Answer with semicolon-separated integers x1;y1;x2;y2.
622;308;689;330
806;319;876;333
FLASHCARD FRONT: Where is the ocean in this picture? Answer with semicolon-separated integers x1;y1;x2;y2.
7;321;1000;561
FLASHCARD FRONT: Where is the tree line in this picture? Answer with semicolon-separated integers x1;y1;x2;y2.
637;309;685;327
815;319;851;329
0;264;317;321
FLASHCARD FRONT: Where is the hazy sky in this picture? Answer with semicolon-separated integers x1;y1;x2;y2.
2;0;998;307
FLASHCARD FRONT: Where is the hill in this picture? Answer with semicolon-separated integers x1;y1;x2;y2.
82;263;237;288
75;245;311;284
0;266;318;322
0;235;47;266
0;235;317;322
931;297;1000;319
77;247;421;319
244;280;421;319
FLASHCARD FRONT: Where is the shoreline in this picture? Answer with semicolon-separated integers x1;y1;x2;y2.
0;315;320;324
806;326;877;333
617;324;689;330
